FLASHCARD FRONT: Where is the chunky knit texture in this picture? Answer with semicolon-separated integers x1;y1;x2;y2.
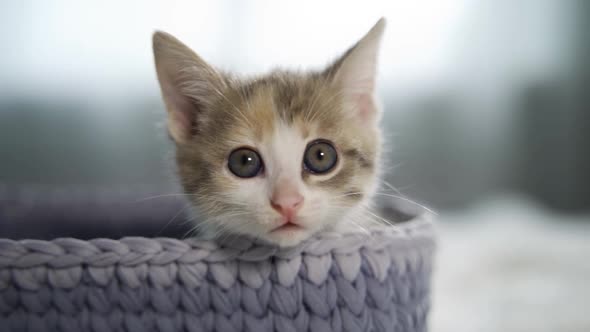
0;214;435;332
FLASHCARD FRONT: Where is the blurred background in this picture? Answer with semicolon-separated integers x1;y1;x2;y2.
0;1;588;331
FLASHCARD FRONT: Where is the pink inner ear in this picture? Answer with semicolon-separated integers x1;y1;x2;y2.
163;80;199;141
356;93;375;122
172;110;193;132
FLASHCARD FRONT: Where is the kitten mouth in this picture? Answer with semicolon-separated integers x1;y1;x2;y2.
270;221;304;233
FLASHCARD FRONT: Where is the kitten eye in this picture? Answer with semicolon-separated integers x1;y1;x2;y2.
304;140;338;174
228;148;263;178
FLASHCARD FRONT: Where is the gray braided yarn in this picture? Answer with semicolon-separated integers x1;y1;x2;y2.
0;214;435;332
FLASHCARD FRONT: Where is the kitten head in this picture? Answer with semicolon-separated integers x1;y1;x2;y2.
153;19;385;246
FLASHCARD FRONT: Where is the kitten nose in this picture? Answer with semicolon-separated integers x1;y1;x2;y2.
270;192;304;218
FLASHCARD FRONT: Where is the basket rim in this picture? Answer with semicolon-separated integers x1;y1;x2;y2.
0;212;435;269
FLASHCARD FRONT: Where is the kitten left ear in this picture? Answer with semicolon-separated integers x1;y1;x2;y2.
324;18;386;123
153;31;226;144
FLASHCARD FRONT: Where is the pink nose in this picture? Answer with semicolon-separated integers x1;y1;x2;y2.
270;192;304;219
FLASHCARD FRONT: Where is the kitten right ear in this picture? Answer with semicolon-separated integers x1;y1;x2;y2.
323;18;386;124
152;31;225;143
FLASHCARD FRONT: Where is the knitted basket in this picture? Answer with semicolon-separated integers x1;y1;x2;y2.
0;199;435;332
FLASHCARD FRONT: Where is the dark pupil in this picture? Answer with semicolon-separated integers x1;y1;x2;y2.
316;150;325;160
242;154;253;165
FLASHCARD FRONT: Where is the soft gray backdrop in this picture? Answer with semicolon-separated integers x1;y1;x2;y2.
1;1;589;331
1;0;588;212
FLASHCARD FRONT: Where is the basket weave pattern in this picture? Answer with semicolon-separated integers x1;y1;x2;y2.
0;216;434;332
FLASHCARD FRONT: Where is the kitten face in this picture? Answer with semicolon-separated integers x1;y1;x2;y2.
153;19;386;246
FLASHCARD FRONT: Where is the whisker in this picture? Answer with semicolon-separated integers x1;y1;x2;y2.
156;202;192;236
211;87;254;128
307;90;346;123
303;88;325;123
372;192;437;216
381;180;404;196
346;219;371;234
347;207;389;228
354;204;398;226
186;210;255;240
134;193;199;203
333;191;365;199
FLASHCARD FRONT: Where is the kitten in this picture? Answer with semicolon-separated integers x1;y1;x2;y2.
153;18;386;247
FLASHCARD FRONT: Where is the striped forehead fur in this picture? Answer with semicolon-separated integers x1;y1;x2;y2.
178;69;379;189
